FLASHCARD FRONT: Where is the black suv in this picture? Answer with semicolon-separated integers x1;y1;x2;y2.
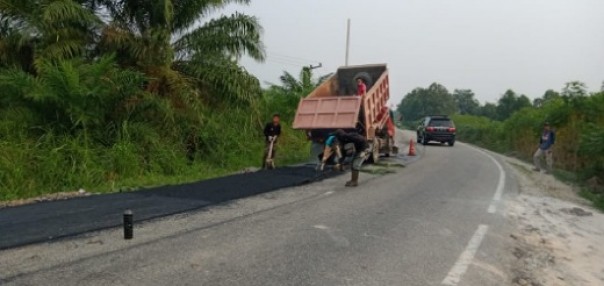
416;115;456;146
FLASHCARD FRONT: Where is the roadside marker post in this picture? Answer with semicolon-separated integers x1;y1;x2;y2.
123;210;133;240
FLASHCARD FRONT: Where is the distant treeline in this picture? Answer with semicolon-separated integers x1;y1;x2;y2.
397;82;604;207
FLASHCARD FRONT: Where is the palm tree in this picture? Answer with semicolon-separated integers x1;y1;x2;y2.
272;66;332;95
0;0;100;72
1;0;265;104
95;0;265;103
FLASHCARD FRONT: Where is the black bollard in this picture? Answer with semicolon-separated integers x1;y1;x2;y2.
123;210;133;239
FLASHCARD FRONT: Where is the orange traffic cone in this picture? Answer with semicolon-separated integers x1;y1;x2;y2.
408;139;416;156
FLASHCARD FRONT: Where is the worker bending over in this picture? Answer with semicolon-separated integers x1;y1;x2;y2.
321;129;370;187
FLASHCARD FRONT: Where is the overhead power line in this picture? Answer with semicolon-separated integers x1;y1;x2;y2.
266;51;320;64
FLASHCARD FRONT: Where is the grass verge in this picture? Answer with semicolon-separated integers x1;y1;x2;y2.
579;189;604;212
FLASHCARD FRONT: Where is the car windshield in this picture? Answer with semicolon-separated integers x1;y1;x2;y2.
429;119;453;127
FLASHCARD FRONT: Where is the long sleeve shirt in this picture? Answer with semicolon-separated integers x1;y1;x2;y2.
264;123;281;141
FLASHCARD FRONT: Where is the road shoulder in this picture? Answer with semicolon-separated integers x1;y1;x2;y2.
502;156;604;285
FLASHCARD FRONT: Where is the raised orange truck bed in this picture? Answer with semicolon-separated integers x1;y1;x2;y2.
292;96;361;129
292;64;397;163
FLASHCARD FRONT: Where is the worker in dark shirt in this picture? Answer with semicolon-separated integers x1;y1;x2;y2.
533;122;556;173
262;113;281;169
320;129;370;187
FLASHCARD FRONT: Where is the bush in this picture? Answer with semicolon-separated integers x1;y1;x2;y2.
0;57;311;201
452;92;604;183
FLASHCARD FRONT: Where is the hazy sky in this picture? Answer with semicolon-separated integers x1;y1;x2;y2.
223;0;604;104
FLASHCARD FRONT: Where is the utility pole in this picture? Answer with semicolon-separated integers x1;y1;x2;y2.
345;18;351;66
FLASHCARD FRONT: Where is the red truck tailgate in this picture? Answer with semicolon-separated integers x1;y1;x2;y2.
292;97;361;129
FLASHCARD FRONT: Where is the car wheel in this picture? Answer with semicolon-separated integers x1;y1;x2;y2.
449;140;455;147
422;135;428;145
416;133;421;143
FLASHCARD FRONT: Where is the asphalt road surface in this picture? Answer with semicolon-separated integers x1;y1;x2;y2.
0;131;519;286
0;166;338;250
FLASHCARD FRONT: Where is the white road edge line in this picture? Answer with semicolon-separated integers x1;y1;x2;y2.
473;148;506;213
441;224;490;286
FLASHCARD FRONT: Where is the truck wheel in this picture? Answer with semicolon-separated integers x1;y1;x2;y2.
368;141;380;164
416;133;421;143
384;137;392;157
422;135;428;145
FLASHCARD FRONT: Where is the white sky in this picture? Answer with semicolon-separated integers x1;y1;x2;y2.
223;0;604;104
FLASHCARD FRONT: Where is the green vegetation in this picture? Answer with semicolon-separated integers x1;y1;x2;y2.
397;81;604;210
579;189;604;212
0;1;319;201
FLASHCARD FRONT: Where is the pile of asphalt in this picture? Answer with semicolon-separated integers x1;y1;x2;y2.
0;166;337;250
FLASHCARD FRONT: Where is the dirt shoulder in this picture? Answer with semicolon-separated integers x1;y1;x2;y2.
502;156;604;286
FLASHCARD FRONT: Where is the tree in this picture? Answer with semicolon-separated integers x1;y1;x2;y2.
495;89;531;120
397;82;456;123
533;98;544;108
561;81;587;98
0;0;101;71
479;103;498;120
542;89;561;102
271;67;332;95
452;89;480;115
95;0;265;103
0;55;148;132
1;0;265;104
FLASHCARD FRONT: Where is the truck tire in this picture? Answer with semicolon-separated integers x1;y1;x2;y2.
353;72;373;89
367;140;380;164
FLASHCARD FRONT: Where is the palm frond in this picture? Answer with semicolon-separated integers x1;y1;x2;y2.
172;0;250;33
41;0;101;25
174;12;264;61
175;55;260;105
278;71;300;92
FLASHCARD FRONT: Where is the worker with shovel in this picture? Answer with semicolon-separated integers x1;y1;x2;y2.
319;129;370;187
262;113;281;169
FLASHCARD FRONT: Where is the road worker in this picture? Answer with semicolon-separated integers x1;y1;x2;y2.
320;129;370;187
356;78;367;97
262;113;281;169
533;122;555;174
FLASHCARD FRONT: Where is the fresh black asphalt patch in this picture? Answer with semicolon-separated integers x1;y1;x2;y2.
0;166;339;250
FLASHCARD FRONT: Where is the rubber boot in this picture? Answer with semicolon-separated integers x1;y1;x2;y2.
345;171;359;187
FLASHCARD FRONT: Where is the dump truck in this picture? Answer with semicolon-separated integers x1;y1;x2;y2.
292;64;397;163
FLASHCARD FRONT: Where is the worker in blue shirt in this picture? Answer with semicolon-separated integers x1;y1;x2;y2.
320;129;370;187
533;122;555;174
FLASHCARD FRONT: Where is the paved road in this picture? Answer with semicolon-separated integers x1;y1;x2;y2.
0;131;518;286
